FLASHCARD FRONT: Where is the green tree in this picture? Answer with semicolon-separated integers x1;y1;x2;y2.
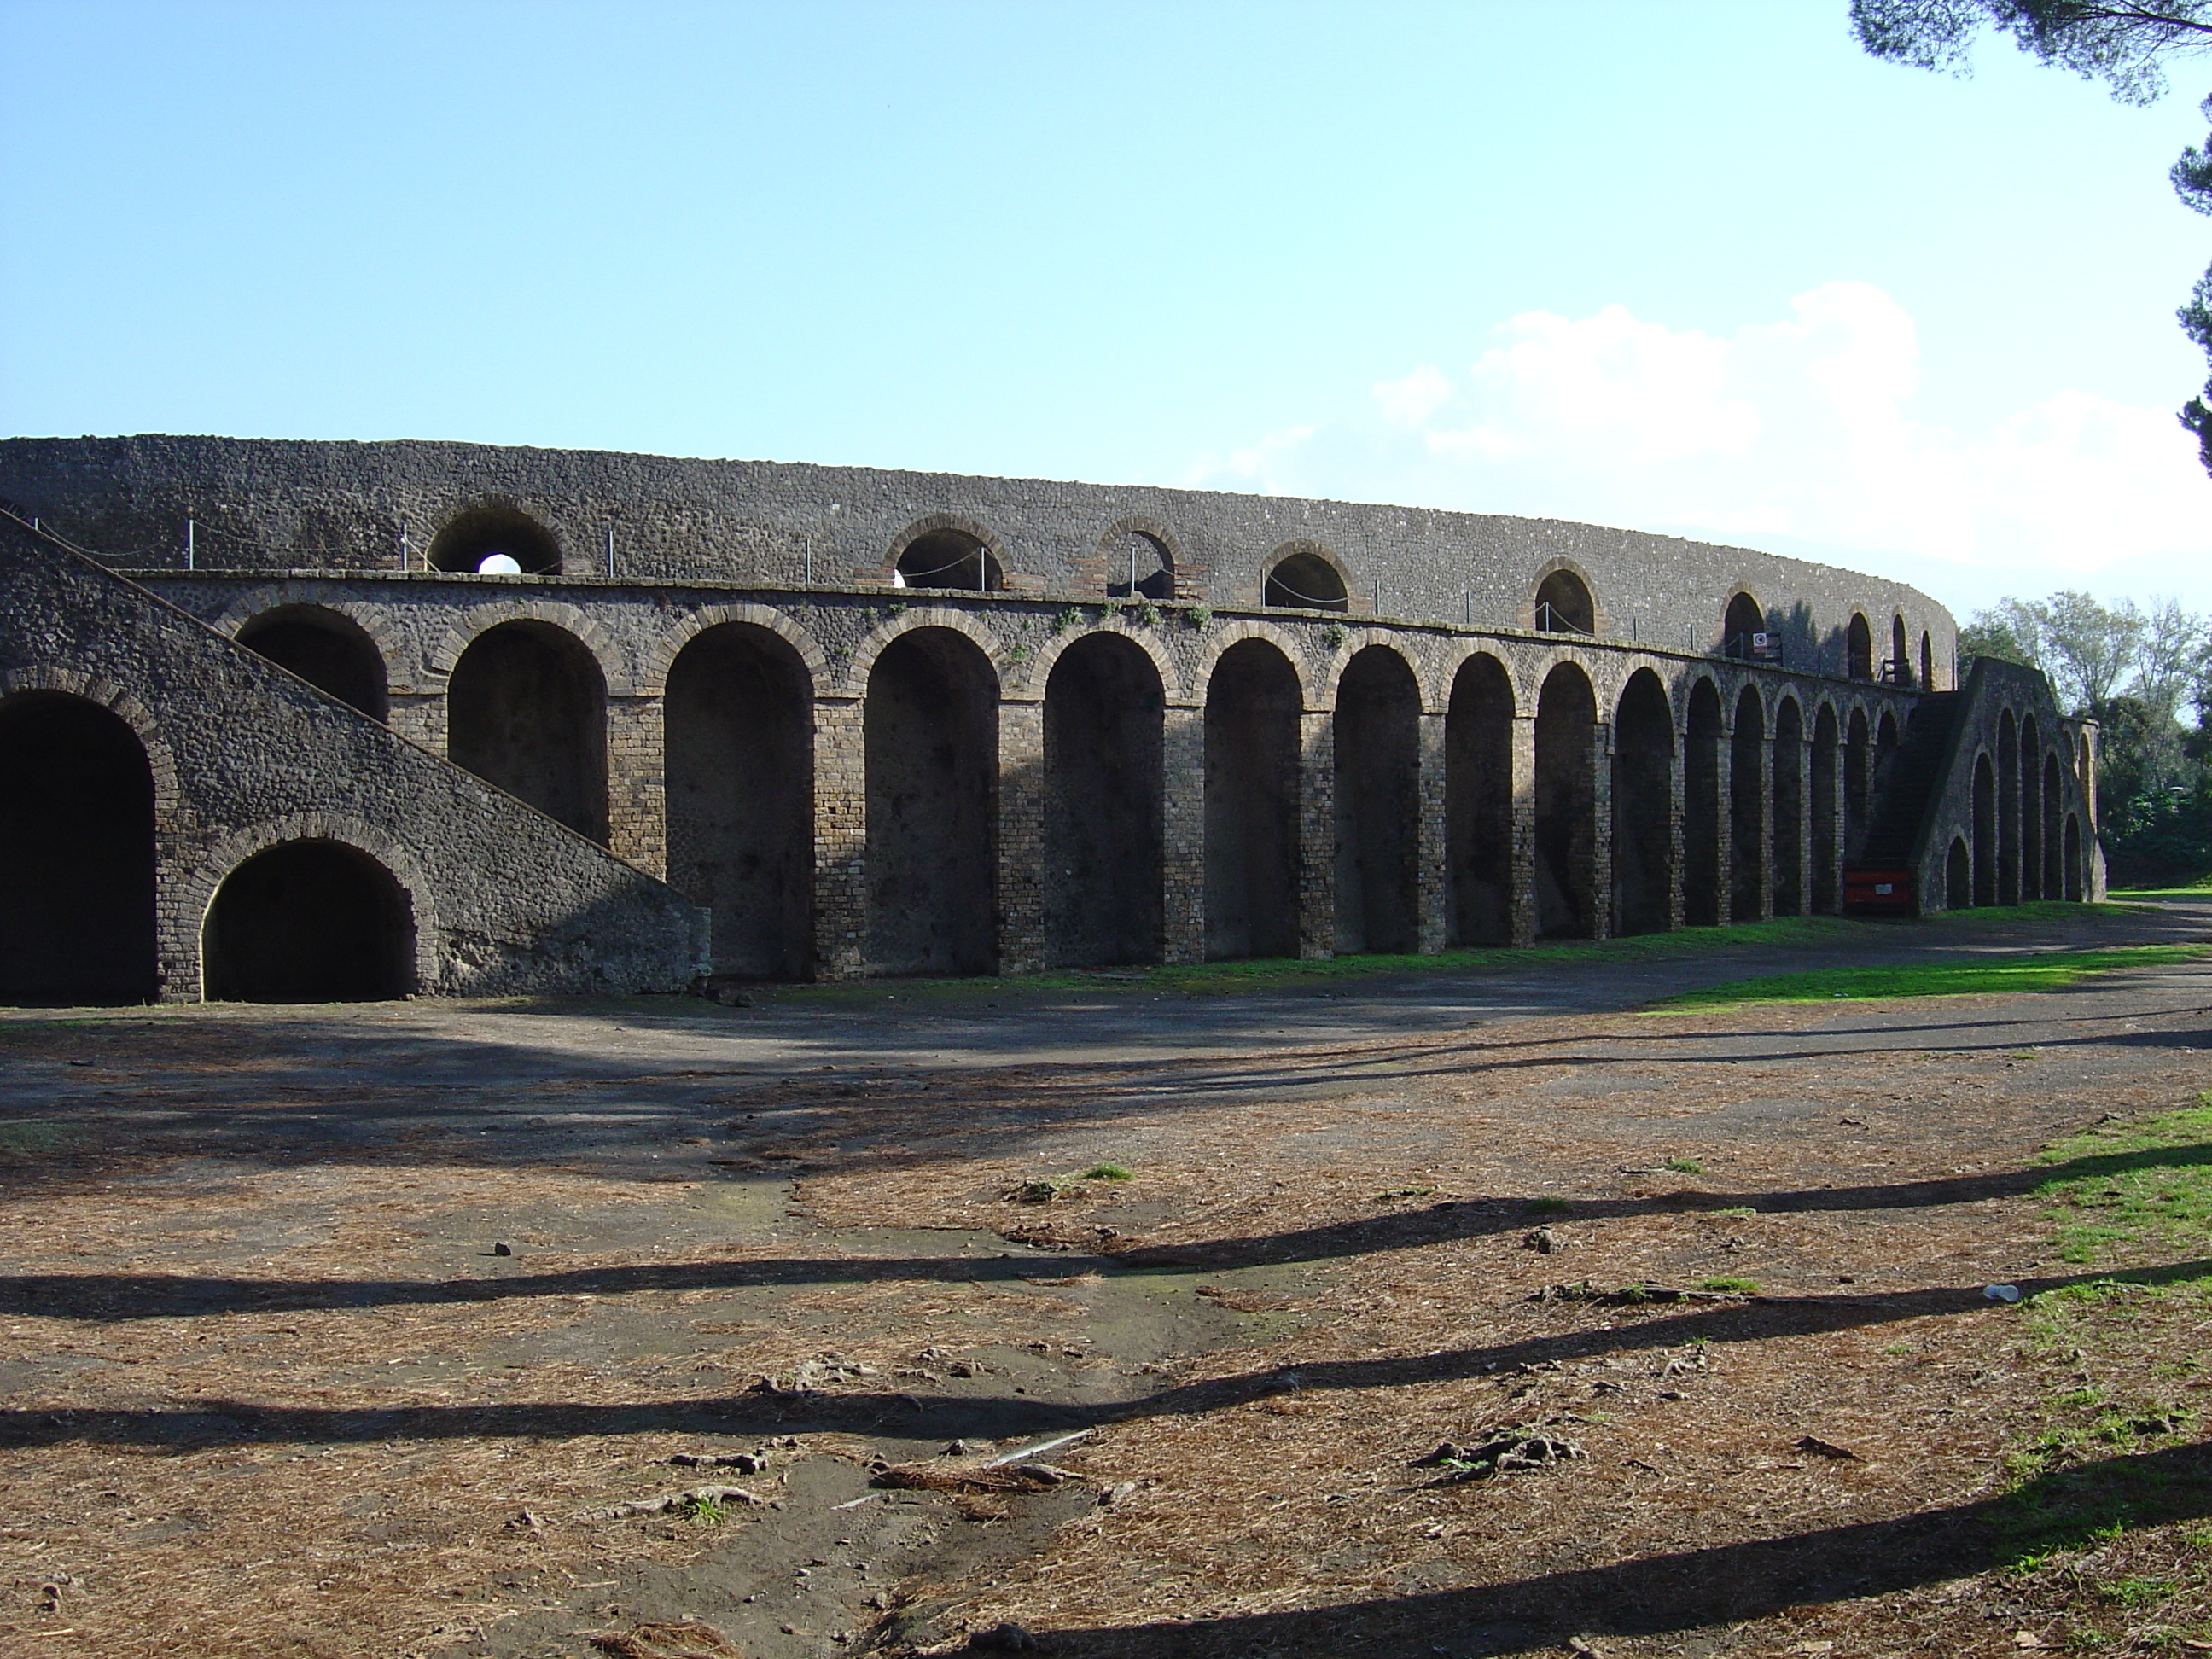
2023;589;2145;714
1959;598;2043;666
1851;2;2212;469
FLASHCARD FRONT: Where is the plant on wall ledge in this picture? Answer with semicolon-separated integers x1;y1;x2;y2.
1184;604;1212;629
1131;597;1161;627
1052;605;1081;635
1326;622;1349;650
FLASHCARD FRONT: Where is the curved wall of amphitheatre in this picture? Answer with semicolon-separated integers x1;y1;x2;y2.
0;435;2093;998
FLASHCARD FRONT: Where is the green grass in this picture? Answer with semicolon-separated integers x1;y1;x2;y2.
1644;945;2209;1012
1662;1156;1704;1173
1697;1275;1761;1294
2034;1098;2212;1276
1523;1196;1572;1214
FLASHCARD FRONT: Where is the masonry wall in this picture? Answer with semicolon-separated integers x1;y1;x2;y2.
0;434;1956;680
0;518;703;999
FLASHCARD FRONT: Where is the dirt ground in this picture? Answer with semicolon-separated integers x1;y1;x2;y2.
2;905;2209;1659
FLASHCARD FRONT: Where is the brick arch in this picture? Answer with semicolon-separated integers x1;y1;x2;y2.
426;601;631;695
1018;620;1185;704
1525;555;1606;637
0;666;183;820
1674;668;1726;731
840;608;1009;697
1093;515;1187;591
1317;628;1423;713
1195;618;1323;710
1725;675;1771;733
1526;642;1609;722
637;603;830;699
1431;640;1528;718
881;513;1012;589
174;812;444;1000
1261;538;1353;608
207;585;407;670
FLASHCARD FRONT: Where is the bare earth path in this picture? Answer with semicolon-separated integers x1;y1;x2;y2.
2;902;2208;1658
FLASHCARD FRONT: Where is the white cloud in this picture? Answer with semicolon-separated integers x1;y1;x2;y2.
1186;282;2212;608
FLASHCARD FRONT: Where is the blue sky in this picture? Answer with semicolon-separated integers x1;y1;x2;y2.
3;0;2209;618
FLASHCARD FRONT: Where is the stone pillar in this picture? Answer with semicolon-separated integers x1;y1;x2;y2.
387;691;445;755
812;695;868;980
1415;707;1449;954
1666;716;1686;932
1589;718;1614;942
1745;728;1774;923
1510;713;1538;947
604;694;664;875
997;698;1047;975
1297;709;1335;960
1161;702;1207;963
1819;733;1846;914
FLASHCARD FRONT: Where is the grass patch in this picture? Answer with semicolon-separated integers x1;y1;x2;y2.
1079;1162;1133;1182
1697;1275;1761;1294
1662;1156;1704;1173
2034;1099;2212;1277
1645;945;2209;1012
1524;1196;1571;1214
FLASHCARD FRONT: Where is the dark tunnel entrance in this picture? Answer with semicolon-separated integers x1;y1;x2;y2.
1772;698;1803;916
665;623;814;980
1683;680;1724;927
1730;688;1766;920
1446;654;1513;946
0;693;158;1004
1332;646;1420;955
1811;704;1839;913
447;621;609;843
1612;670;1674;936
865;628;998;975
238;607;388;719
1044;633;1165;968
1205;639;1302;960
1534;662;1597;939
203;840;412;1002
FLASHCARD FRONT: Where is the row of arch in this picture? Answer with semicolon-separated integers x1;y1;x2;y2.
416;506;1935;661
0;629;2087;1002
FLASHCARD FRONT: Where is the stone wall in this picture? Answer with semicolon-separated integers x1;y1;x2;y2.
0;517;704;999
0;434;1956;682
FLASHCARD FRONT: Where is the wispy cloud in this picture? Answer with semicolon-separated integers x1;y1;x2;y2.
1187;282;2212;605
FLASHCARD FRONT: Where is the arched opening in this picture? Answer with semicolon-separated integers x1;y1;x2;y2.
1684;679;1725;927
1534;662;1597;939
864;628;998;975
1106;531;1174;601
1044;633;1165;968
2064;813;2084;900
1264;551;1348;613
0;693;158;1004
447;621;608;842
1844;707;1871;860
1889;615;1913;686
428;506;561;575
665;623;814;981
1205;640;1302;959
1947;837;1971;911
2020;715;2043;900
1534;569;1594;635
894;528;1002;592
203;840;412;1002
1973;754;1997;906
1731;687;1767;920
1810;705;1840;912
1612;670;1674;936
238;607;388;719
1846;614;1873;681
2043;751;2065;898
1920;631;1936;691
1997;711;2020;906
1723;592;1766;660
1332;646;1420;954
1874;711;1901;809
1446;653;1513;946
1772;698;1804;917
